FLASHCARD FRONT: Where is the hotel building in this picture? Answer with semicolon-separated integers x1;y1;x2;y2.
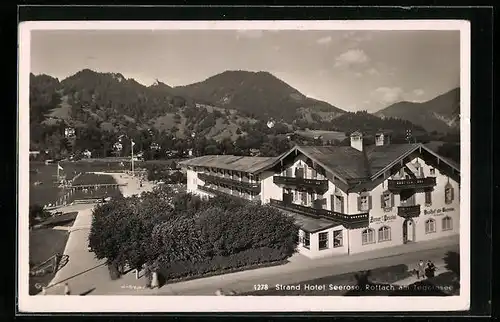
179;131;460;259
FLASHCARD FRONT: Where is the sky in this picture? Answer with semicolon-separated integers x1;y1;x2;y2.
30;29;460;113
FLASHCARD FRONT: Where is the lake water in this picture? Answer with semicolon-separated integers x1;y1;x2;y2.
29;162;126;206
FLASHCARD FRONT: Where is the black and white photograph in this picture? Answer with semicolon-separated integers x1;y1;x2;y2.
18;20;470;312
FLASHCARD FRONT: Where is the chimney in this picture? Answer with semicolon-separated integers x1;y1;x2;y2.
350;131;363;151
375;132;391;146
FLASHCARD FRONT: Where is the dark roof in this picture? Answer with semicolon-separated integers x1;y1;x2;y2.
297;146;369;180
277;208;341;233
272;142;459;185
365;143;421;178
178;155;277;174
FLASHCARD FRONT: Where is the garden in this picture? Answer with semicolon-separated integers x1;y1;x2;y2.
88;186;298;287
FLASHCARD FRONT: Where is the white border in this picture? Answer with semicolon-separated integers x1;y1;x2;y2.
18;20;471;313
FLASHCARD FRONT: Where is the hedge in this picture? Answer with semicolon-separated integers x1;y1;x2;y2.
157;247;290;284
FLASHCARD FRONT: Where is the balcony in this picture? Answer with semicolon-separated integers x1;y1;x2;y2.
198;173;261;193
198;185;260;203
269;199;369;229
397;205;421;218
388;177;436;192
273;176;328;192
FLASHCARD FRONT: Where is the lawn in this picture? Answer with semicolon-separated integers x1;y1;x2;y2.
36;212;78;228
242;264;412;296
29;228;72;295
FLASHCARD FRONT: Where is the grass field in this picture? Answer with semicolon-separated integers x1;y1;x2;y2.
29;228;72;295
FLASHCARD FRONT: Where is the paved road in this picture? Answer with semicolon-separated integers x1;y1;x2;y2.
114;235;459;296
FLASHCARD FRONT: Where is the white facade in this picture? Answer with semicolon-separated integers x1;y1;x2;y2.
181;142;460;259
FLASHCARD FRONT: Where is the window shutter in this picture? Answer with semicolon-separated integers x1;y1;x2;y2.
340;196;344;213
368;196;373;210
450;186;455;201
390;193;395;207
380;194;385;209
357;196;361;211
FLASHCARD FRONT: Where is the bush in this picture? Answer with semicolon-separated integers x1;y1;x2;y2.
90;185;298;282
157;247;288;283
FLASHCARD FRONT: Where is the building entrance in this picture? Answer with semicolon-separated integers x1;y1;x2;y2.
403;218;416;243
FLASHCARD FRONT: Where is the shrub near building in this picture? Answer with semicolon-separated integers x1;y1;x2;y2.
88;186;298;284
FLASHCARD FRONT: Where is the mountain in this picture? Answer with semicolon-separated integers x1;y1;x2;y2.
374;88;460;133
173;70;345;123
30;69;452;160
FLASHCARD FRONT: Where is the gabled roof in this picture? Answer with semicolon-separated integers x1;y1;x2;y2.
268;143;460;186
178;155;277;174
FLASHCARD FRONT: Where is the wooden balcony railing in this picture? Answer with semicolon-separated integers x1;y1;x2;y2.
198;173;260;193
198;185;260;203
269;199;369;229
397;205;421;218
388;177;436;192
273;176;328;192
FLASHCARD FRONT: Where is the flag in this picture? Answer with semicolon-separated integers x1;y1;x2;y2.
58;164;63;171
131;140;135;146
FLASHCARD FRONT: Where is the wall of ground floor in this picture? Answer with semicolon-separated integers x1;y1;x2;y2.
295;207;460;258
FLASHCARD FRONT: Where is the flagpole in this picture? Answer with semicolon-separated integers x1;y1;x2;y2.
131;139;135;177
57;162;60;180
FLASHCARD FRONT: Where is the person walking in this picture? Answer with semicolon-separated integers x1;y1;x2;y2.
417;260;425;279
425;260;436;278
64;283;71;295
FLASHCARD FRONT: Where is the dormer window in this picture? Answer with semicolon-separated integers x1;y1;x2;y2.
430;168;436;176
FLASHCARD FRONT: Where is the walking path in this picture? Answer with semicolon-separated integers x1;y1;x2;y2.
42;172;155;295
92;172;155;197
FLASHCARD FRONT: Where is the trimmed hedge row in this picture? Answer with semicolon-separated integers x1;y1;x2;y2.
157;247;289;284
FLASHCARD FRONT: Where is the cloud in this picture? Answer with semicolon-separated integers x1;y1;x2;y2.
235;30;263;39
366;68;379;76
342;31;374;43
316;36;332;44
334;49;370;68
354;72;363;78
413;89;425;96
372;87;405;104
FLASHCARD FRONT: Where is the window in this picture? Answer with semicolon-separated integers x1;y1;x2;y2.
303;231;310;249
311;168;317;179
425;191;432;206
445;183;454;204
430;168;436;175
362;228;375;245
358;194;372;212
425;219;436;234
378;226;391;242
334;195;344;213
333;230;343;248
442;216;453;231
381;191;393;210
319;232;329;250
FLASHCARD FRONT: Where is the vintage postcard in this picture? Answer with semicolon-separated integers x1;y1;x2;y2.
18;20;470;312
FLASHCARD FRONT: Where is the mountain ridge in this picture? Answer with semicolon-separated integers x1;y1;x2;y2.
375;87;460;133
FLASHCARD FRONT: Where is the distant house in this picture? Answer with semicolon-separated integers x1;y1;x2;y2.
64;127;76;139
29;151;40;159
82;149;92;158
249;149;261;156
